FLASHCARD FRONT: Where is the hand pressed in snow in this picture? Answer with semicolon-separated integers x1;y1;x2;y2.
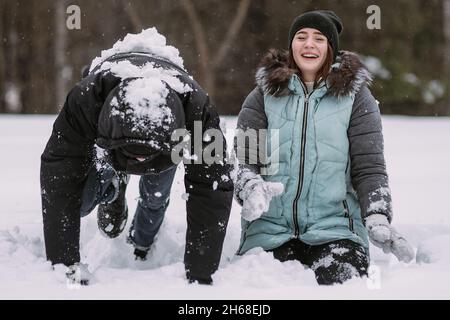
65;262;94;286
365;214;415;263
239;176;284;222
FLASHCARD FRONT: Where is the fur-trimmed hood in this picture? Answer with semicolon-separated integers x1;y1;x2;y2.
255;49;372;98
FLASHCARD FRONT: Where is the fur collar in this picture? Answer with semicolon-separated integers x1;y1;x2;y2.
255;49;372;98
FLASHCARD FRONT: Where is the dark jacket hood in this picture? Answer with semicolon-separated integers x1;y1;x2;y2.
95;53;187;174
255;49;372;98
96;78;185;153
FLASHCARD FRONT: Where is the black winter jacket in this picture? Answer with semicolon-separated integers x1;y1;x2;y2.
40;53;233;282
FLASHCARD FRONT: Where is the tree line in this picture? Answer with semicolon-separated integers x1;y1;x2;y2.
0;0;449;116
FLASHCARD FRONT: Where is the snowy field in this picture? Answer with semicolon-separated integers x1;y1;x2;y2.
1;114;450;300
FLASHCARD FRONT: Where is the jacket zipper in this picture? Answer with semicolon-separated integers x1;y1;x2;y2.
343;199;354;232
292;84;311;238
343;155;354;232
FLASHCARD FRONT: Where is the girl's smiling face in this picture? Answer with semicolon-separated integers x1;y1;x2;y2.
291;28;328;81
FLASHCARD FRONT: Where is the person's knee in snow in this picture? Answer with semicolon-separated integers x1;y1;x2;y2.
310;252;369;285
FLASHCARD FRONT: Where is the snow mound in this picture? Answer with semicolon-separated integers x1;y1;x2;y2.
416;235;450;264
213;248;317;287
0;227;45;262
79;206;186;272
2;115;450;298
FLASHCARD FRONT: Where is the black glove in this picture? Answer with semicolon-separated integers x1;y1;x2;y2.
65;263;93;286
80;162;121;216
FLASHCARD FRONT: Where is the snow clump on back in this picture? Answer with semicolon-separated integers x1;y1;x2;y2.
109;76;166;132
92;28;192;133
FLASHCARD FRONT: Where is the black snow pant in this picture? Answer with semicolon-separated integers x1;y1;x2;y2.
270;239;369;285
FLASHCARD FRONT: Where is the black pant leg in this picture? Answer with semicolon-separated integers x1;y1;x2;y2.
269;239;309;265
306;239;369;285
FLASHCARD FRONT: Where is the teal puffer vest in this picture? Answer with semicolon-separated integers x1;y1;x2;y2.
238;75;369;254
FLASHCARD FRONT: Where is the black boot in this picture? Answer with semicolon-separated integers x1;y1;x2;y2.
134;247;150;261
97;172;129;238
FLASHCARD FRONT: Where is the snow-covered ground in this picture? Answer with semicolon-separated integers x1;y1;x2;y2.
1;114;449;299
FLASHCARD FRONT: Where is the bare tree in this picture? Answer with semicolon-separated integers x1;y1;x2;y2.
3;1;21;113
444;0;450;114
121;0;143;33
0;0;5;112
181;0;251;98
444;0;450;71
54;0;70;112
